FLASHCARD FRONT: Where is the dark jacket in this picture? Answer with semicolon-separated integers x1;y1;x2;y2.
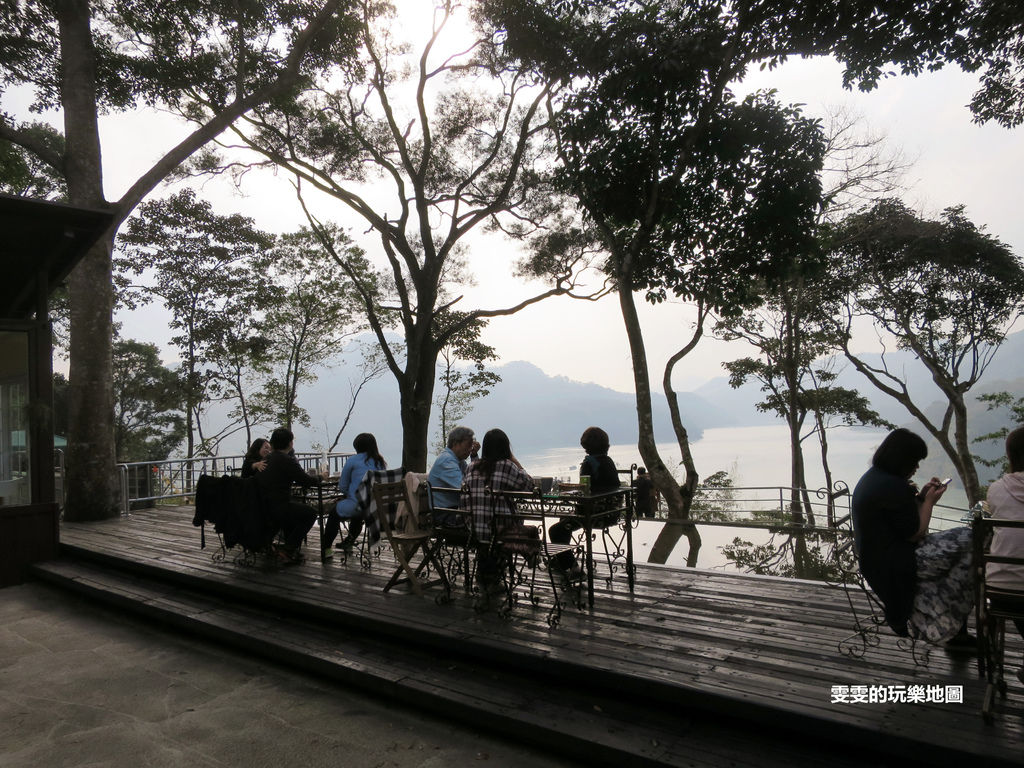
193;473;273;551
255;450;317;512
851;465;921;636
581;453;621;493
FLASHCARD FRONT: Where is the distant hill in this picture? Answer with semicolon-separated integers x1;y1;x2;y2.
461;361;734;455
294;358;733;459
208;329;1023;472
697;328;1024;486
699;328;1024;429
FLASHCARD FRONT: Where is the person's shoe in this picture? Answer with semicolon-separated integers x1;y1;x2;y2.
945;631;977;653
322;547;334;560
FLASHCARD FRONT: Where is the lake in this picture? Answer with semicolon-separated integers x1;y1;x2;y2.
519;423;973;574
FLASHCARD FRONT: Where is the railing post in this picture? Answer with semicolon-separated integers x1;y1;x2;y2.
118;464;129;516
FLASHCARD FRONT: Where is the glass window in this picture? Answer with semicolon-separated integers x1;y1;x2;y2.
0;332;30;506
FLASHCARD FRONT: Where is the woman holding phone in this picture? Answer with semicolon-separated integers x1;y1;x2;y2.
851;428;974;648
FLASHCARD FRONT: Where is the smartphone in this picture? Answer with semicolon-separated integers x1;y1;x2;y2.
939;477;953;487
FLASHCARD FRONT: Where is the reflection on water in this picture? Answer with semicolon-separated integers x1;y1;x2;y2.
633;519;846;581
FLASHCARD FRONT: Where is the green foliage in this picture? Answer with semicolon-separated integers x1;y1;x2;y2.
963;4;1024;127
512;0;832;310
116;189;277;455
432;313;502;455
0;123;66;198
829;198;1024;504
112;338;186;461
973;391;1024;472
688;470;738;522
251;226;367;430
220;1;571;469
0;0;362;114
831;200;1024;368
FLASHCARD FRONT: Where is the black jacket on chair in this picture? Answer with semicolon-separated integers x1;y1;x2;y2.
194;473;274;551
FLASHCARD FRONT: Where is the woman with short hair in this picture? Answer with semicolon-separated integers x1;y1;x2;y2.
548;426;622;580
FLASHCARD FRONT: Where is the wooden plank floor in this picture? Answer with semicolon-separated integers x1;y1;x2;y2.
57;506;1024;766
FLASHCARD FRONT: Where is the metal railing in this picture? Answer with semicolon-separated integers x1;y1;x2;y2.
116;452;354;515
672;481;971;532
684;484;853;528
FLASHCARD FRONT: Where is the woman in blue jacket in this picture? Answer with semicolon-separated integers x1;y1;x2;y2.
323;433;386;557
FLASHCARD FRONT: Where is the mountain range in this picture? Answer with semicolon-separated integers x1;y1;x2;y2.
291;329;1023;470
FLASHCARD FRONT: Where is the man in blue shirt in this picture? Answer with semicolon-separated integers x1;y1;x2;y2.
428;426;478;519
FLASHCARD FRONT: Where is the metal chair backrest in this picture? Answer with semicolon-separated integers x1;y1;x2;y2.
972;511;1024;610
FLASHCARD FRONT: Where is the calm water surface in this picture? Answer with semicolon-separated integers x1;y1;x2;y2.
520;424;971;575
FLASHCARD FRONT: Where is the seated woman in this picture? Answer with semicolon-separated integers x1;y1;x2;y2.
323;432;386;557
985;425;1024;679
240;437;271;478
460;428;534;596
548;426;621;579
852;428;974;647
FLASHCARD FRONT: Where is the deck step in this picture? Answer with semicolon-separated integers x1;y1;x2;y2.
34;555;878;768
49;510;1024;768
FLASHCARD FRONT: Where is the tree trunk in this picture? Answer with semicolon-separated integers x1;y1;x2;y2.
398;351;437;472
59;0;119;520
951;395;982;505
814;411;837;527
617;284;701;566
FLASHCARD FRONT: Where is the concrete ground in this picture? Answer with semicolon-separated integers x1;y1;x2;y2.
0;582;574;768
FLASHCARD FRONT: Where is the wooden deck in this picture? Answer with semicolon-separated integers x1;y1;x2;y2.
40;506;1024;767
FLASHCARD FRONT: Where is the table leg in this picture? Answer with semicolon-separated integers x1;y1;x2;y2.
317;484;326;562
625;497;635;592
585;516;594;609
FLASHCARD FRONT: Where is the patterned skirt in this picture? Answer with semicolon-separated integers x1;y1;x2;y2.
908;526;974;644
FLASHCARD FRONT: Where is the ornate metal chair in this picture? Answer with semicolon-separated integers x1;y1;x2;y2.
828;512;929;666
425;483;476;596
972;508;1024;722
486;489;586;627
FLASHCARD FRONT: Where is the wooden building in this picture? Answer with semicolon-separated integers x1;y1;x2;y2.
0;194;112;586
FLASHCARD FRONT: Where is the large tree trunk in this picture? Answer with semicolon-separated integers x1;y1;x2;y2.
814;411;838;527
398;350;438;472
951;395;982;505
59;0;119;520
617;284;701;566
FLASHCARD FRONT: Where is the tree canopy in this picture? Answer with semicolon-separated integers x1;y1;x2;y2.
830;198;1024;504
483;0;832;564
209;0;595;470
1;0;360;519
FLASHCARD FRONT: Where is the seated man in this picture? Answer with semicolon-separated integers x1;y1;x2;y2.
255;427;319;563
428;425;478;525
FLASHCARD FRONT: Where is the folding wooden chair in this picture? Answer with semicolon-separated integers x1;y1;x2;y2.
373;479;450;599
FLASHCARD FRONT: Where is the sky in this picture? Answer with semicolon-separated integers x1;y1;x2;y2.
7;6;1023;396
